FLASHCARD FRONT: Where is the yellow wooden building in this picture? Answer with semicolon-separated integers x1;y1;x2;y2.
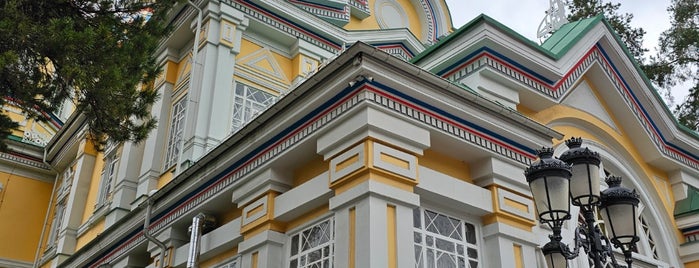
1;0;698;267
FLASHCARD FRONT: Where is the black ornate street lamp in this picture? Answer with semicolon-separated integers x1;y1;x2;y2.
525;138;641;268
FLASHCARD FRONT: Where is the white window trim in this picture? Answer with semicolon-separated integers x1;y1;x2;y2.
286;216;335;268
164;95;187;170
231;82;277;135
412;206;483;268
95;150;119;210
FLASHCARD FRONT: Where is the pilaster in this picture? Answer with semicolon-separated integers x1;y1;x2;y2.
56;137;97;257
318;105;429;268
136;47;178;205
231;168;292;268
471;156;540;267
106;141;143;227
180;3;249;168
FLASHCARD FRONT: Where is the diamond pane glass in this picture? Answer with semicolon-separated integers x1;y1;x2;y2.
289;218;334;268
231;83;276;134
414;208;479;268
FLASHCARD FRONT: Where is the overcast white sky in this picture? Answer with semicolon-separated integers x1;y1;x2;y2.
443;0;684;102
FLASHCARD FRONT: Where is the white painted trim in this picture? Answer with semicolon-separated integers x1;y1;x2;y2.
416;166;493;216
317;106;430;159
497;187;535;221
237;230;286;254
242;195;268;226
0;258;32;268
329;179;419;210
329;143;366;183
172;217;242;267
274;171;332;221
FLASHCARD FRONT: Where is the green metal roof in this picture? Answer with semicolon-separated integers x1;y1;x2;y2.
675;186;699;217
410;14;557;64
540;16;602;56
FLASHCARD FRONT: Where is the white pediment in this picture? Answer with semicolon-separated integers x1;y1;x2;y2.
562;80;619;132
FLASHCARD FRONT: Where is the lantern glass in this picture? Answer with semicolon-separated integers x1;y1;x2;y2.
545;252;568;268
600;202;638;245
569;163;600;206
530;174;570;222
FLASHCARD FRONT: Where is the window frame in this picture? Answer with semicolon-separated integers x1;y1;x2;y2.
285;216;335;268
412;206;483;268
230;82;277;134
164;94;187;170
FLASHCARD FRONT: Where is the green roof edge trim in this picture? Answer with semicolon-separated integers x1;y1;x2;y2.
411;12;699;140
540;15;603;56
674;185;699;217
411;14;555;64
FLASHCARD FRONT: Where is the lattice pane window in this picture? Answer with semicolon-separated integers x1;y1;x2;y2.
47;200;66;246
414;208;480;268
57;165;75;197
231;83;276;134
165;95;187;169
96;155;119;209
288;218;334;268
639;215;659;259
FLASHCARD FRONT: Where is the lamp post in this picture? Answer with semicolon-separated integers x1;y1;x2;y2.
525;138;640;268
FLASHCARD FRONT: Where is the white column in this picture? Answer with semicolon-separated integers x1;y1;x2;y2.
330;180;420;268
106;141;143;227
135;48;177;205
180;4;249;168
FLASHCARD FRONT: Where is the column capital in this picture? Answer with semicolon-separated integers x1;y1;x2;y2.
317;106;430;160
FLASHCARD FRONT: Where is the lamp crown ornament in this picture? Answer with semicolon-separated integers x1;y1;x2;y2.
559;137;601;165
524;147;571;182
601;175;640;204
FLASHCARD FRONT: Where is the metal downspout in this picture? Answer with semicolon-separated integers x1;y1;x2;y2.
175;0;203;175
33;147;60;268
144;199;168;268
186;213;206;268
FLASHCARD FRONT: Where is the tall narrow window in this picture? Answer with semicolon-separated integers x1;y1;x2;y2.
231;83;276;134
47;200;66;247
96;153;119;209
57;165;75;198
288;217;334;268
413;208;480;268
165;96;187;169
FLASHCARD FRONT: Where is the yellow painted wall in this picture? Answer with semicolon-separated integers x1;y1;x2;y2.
3;102;58;143
158;167;174;189
293;155;327;186
200;246;238;267
343;0;424;40
686;260;699;268
75;218;104;251
81;151;105;223
237;38;293;88
418;149;471;182
0;173;53;262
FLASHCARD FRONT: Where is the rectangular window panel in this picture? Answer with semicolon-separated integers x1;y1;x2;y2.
414;208;480;268
96;155;119;208
231;83;276;134
288;218;334;268
165;96;187;169
47;201;66;246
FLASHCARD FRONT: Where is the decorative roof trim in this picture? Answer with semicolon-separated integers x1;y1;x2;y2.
439;42;699;170
82;77;538;268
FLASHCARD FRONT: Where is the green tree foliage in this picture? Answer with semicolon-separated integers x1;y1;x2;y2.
0;0;180;150
655;0;699;129
566;0;647;64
